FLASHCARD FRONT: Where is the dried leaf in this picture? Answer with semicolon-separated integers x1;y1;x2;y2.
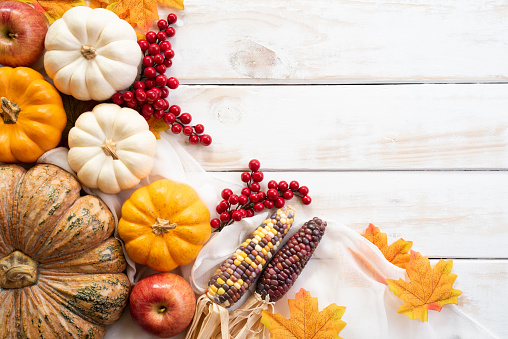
386;251;462;322
96;0;184;32
261;288;346;339
362;224;413;268
59;93;98;148
17;0;87;24
147;116;169;139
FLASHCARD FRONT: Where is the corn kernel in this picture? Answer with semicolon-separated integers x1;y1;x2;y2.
218;287;225;295
261;248;268;255
268;242;274;248
209;285;218;293
234;282;242;290
217;277;225;285
245;257;253;265
234;259;242;266
227;279;234;286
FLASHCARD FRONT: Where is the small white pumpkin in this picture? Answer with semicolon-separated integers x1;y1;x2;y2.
44;6;142;101
68;103;157;194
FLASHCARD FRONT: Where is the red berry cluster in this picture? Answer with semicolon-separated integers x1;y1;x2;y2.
210;159;312;231
112;13;212;146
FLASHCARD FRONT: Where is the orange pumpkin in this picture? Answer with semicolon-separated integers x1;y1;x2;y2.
118;179;211;272
0;67;66;163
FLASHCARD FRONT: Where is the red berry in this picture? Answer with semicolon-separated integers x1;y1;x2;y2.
146;90;157;102
163;112;176;124
274;197;285;208
156;30;167;41
112;92;124;105
160;98;169;110
153;109;165;119
142;55;154;67
167;13;177;24
241;187;251;196
249;193;259;203
160;41;172;51
144;67;157;78
239;209;247;218
142;104;154;116
267;188;278;200
238;195;248;205
221;188;233;200
249;182;260;192
231;211;242;222
257;191;266;201
218;199;229;211
169;105;181;116
228;194;239;205
180;113;192;124
171;124;182;134
240;172;251;183
153;53;164;65
157;19;168;30
164;49;175;59
148;43;160;55
126;100;137;108
161;87;169;98
134;88;145;100
156;64;167;74
278;181;288;192
146;31;157;43
166;27;176;37
153;98;165;111
253;202;264;212
183;126;193;136
298;186;309;196
302;195;312;205
251;171;263;182
267;180;277;189
155;74;168;87
220;212;231;222
122;91;134;102
151;87;162;98
283;190;293;200
248;159;261;172
145;79;156;89
167;77;179;89
290;181;299;191
138;39;149;51
246;209;255;218
264;200;274;209
133;81;145;90
189;135;199;144
215;205;223;214
200;134;212;146
194;124;205;134
141;113;151;121
138;100;146;107
163;59;173;68
210;218;221;229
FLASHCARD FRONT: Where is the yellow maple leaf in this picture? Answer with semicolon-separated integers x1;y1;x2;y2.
147;116;169;139
362;223;413;268
96;0;184;32
386;251;462;322
261;288;346;339
17;0;86;24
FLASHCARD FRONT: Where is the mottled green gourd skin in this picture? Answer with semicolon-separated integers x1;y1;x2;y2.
0;164;130;339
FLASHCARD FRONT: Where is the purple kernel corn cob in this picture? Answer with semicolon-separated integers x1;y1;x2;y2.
256;217;326;302
206;206;296;308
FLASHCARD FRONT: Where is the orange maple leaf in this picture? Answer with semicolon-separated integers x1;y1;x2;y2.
261;288;346;339
386;251;462;322
17;0;86;24
362;223;413;268
96;0;184;32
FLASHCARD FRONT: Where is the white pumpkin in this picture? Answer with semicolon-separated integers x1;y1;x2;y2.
44;6;142;101
68;103;157;194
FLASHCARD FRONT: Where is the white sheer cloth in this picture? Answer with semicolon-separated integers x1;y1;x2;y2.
37;132;497;339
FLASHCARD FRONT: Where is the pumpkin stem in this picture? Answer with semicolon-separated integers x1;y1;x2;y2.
0;251;38;289
81;45;97;60
152;218;177;236
0;97;21;124
101;139;119;160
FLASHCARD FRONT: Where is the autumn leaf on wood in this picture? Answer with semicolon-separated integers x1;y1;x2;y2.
261;288;346;339
17;0;86;24
147;116;169;139
362;223;413;268
95;0;184;32
386;251;462;322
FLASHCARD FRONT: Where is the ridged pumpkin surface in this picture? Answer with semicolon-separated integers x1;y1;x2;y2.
0;164;129;339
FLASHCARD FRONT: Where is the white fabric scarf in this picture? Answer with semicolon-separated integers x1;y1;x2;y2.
36;132;497;339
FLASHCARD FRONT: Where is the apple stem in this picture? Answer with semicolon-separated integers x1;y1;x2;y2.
0;97;20;124
8;33;18;39
158;306;167;314
152;218;177;236
81;45;97;60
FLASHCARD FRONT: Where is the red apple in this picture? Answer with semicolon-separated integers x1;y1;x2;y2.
129;272;197;338
0;1;47;67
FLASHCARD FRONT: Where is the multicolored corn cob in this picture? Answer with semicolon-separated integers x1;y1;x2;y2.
256;217;326;302
206;206;296;308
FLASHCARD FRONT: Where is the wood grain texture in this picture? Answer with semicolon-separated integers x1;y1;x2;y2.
165;84;508;170
160;0;508;83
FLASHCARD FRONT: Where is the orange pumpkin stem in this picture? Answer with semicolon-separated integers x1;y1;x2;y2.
101;139;119;160
81;45;97;60
152;217;177;236
0;250;38;289
0;97;21;124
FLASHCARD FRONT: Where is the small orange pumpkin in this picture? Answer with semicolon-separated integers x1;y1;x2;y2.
118;179;211;272
0;67;66;163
